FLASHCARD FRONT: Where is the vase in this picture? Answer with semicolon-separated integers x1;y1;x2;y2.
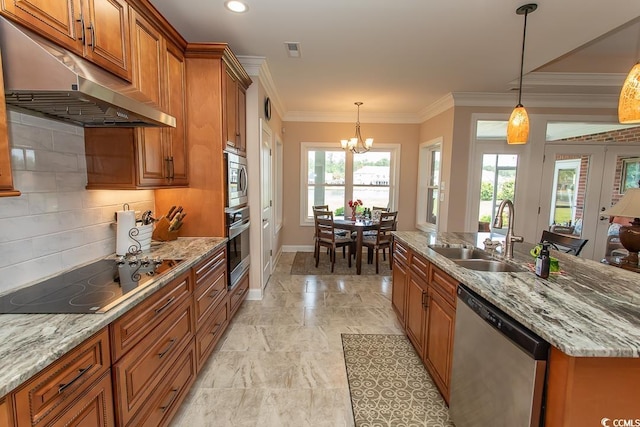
351;210;357;221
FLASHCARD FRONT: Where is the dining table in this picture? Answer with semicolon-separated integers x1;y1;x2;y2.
333;218;379;274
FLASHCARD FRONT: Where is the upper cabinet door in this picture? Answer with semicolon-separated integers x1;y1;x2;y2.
224;68;238;150
83;0;131;81
164;42;188;185
130;8;163;107
1;0;82;52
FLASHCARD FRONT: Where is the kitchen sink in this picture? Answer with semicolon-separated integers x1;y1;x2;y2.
428;245;493;260
452;259;525;273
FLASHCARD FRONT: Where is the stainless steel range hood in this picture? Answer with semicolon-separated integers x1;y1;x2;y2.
0;17;175;128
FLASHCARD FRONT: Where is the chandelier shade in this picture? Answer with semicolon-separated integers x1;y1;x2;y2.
507;3;537;145
618;62;640;124
341;102;373;154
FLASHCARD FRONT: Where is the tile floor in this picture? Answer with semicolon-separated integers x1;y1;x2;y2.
171;252;408;426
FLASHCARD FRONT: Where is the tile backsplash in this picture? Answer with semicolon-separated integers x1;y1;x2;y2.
0;111;154;294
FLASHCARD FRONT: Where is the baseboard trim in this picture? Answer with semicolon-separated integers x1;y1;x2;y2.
282;245;314;252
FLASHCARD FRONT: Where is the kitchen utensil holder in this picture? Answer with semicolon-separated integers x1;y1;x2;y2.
152;217;179;241
136;223;153;250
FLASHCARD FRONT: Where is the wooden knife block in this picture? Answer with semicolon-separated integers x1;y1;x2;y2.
152;217;179;241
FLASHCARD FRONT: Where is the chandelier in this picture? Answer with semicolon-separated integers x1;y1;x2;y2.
340;102;373;154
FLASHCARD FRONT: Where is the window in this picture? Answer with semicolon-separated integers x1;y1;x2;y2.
416;140;441;231
300;143;400;224
478;154;518;230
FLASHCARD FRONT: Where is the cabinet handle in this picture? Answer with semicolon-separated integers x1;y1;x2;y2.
208;290;220;299
211;322;223;335
58;364;92;394
77;15;86;43
160;388;180;412
164;157;171;179
422;292;430;309
154;296;176;315
87;22;95;49
169;157;175;179
157;338;177;359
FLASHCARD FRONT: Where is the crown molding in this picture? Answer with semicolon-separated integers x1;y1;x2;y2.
282;111;422;124
417;93;455;122
238;55;286;120
450;92;619;109
510;71;627;89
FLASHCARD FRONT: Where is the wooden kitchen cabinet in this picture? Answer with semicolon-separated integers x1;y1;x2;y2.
154;43;251;238
193;246;227;330
391;240;409;326
0;397;14;427
1;0;131;81
0;48;20;197
12;328;114;427
423;286;455;403
405;274;427;359
84;37;188;189
112;297;194;426
224;65;248;154
394;238;458;404
229;270;249;318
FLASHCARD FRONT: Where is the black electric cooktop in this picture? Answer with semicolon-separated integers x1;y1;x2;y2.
0;258;183;314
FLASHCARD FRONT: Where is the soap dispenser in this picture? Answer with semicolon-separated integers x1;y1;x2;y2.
535;243;550;279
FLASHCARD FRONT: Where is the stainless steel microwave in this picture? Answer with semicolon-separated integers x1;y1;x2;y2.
225;151;248;208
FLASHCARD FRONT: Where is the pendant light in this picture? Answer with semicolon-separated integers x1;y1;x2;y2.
507;3;537;145
340;102;373;154
618;30;640;123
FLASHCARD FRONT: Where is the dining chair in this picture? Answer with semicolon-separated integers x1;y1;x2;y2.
313;205;350;257
540;230;588;256
315;211;353;272
362;211;397;273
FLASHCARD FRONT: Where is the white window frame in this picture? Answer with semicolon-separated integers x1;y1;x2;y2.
416;138;442;232
300;142;401;226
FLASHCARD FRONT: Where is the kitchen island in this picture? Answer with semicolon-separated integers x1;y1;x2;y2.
0;237;225;399
393;231;640;426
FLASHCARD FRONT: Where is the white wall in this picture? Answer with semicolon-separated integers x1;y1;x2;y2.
0;111;154;294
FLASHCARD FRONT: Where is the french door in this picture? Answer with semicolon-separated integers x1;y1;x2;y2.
538;144;640;260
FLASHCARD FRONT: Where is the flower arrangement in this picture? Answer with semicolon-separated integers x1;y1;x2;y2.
348;199;363;220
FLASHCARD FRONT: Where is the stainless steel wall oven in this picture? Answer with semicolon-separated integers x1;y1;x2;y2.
226;206;250;289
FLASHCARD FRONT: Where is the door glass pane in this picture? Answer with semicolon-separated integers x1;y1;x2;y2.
549;155;589;236
426;188;438;224
479;154;518;232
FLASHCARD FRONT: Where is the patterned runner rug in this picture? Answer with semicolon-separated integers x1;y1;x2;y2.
290;251;392;275
341;334;454;427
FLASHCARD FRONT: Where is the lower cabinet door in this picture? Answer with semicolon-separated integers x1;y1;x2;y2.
229;272;249;317
112;297;194;426
405;275;427;358
195;296;229;372
127;341;197;427
391;258;408;325
423;289;456;404
48;370;115;427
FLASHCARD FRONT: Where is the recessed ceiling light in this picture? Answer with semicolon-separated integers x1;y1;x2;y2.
225;1;248;13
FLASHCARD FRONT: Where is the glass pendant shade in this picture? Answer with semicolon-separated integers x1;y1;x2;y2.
507;105;530;144
618;62;640;124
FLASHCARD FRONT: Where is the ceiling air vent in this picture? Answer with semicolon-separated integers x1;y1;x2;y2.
285;42;301;58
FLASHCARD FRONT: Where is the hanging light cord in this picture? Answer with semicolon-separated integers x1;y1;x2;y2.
516;8;530;107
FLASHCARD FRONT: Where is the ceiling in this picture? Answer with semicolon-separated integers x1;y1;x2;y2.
149;0;640;122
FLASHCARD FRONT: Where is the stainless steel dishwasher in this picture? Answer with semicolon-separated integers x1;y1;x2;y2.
449;285;549;427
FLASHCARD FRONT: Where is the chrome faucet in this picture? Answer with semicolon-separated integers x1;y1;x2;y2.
493;199;524;259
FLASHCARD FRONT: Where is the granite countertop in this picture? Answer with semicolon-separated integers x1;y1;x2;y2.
393;231;640;359
0;237;226;398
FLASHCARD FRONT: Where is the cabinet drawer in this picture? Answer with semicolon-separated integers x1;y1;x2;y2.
127;342;196;427
111;269;192;361
229;272;249;317
113;297;194;426
393;240;409;266
194;251;227;330
429;264;458;305
410;252;429;281
13;328;111;427
194;247;226;288
49;370;115;427
196;296;230;372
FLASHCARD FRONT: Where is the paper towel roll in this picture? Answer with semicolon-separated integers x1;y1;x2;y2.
116;210;137;255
